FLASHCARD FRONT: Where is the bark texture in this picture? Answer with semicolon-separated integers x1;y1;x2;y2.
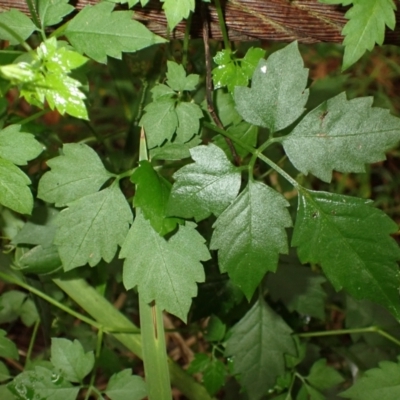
1;0;400;44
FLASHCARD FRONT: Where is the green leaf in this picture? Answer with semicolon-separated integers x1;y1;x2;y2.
105;369;147;400
234;42;309;133
8;366;79;400
204;315;226;342
166;61;199;92
120;211;210;321
241;47;266;79
0;329;19;360
150;138;199;160
340;359;400;399
37;0;74;27
0;10;36;45
65;2;166;63
151;83;175;100
210;181;292;300
107;0;148;7
162;0;195;30
0;291;26;324
203;359;226;395
16;244;61;275
54;185;133;271
175;102;203;143
225;299;297;399
266;256;327;320
282;93;400;182
0;361;10;382
292;189;400;319
306;359;344;391
0;125;42;165
187;353;210;374
213;89;242;128
341;0;396;70
51;338;94;382
131;160;180;236
140;98;178;148
38;143;112;207
0;158;33;215
19;299;39;327
297;383;325;400
167;144;241;222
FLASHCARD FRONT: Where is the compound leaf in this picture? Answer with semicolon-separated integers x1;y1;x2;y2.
106;369;147;400
65;2;165;63
162;0;194;30
0;9;36;45
37;0;74;27
225;299;297;400
167;144;241;222
38;143;112;207
0;125;42;165
340;359;400;399
341;0;396;70
282;93;400;182
54;185;133;271
166;61;199;92
120;211;210;322
175;101;203;143
202;359;226;396
234;42;309;133
51;338;94;383
292;189;400;319
210;181;292;300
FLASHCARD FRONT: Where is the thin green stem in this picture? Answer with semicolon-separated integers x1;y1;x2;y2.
86;327;104;399
49;22;69;39
214;0;231;52
259;155;287;179
0;22;32;52
117;167;136;181
25;319;40;366
25;0;41;30
18;110;47;125
182;12;193;69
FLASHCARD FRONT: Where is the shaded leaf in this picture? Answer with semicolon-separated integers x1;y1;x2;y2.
203;359;226;395
0;10;36;45
106;369;147;400
306;359;344;391
0;329;18;360
175;101;203;143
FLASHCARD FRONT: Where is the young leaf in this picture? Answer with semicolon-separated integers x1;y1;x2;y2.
162;0;195;30
37;0;74;27
292;189;400;319
282;93;400;182
297;383;325;400
38;143;112;207
213;89;243;128
167;144;241;222
0;10;36;45
241;47;267;79
105;369;147;400
340;359;400;399
204;315;226;342
8;366;79;400
341;0;396;70
166;61;199;92
54;185;133;271
210;181;292;300
234;42;309;133
51;338;94;382
120;211;210;322
0;330;19;360
131;160;180;236
225;299;297;400
65;2;166;63
175;102;203;143
202;359;226;395
306;359;344;391
0;158;33;215
0;125;42;165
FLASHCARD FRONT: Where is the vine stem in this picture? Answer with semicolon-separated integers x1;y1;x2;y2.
214;0;231;53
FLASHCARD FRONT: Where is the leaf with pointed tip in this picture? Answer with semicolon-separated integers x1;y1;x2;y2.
282;93;400;182
175;102;203;143
166;61;199;92
167;144;241;222
234;42;309;133
162;0;195;30
0;125;42;165
38;143;112;207
37;0;74;27
292;189;400;319
54;185;133;271
120;212;210;321
0;9;36;45
211;181;292;300
0;330;18;360
65;2;166;63
225;299;297;400
306;359;344;392
106;369;147;400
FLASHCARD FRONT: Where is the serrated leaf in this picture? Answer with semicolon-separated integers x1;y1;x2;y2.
106;369;147;400
210;181;292;300
0;10;36;45
131;160;180;236
0;125;42;165
104;0;148;7
140;98;178;148
120;211;210;321
0;329;19;360
225;299;297;400
234;42;309;133
54;185;132;271
167;144;241;222
65;2;166;63
51;338;94;382
341;0;396;70
162;0;195;30
203;359;226;395
340;359;400;399
241;47;266;78
38;0;74;27
282;92;400;182
266;257;327;320
307;359;344;391
38;143;112;207
187;353;210;374
8;366;79;400
166;61;199;92
292;189;400;319
175;102;203;143
0;158;33;215
151;83;175;100
150;137;200;160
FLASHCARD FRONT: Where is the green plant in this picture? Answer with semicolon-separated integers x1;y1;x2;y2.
0;0;399;399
